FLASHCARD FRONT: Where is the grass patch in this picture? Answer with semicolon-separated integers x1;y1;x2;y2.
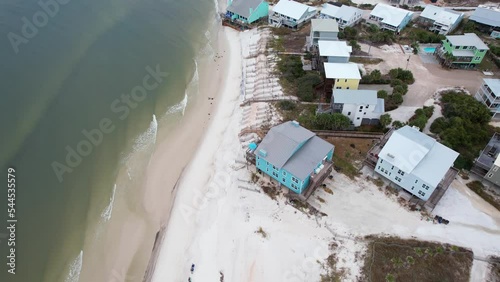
349;57;384;65
466;181;500;212
371;177;385;187
328;137;373;179
255;227;268;238
361;237;473;282
489;256;500;282
323;187;333;194
317;196;326;203
261;184;279;200
320;243;346;282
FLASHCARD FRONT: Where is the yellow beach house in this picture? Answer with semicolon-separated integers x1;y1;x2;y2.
324;62;361;90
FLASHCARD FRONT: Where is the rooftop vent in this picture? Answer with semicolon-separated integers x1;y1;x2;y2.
259;149;267;157
387;153;395;159
292;120;300;127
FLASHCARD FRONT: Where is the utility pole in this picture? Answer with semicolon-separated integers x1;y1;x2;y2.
405;55;411;70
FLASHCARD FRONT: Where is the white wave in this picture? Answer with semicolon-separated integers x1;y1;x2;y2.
101;184;117;221
132;115;158;152
191;59;199;85
213;0;220;15
65;250;83;282
165;94;188;116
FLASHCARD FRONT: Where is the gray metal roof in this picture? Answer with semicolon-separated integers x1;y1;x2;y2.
256;121;333;180
446;33;489;50
311;19;339;33
470;6;500;28
333;89;378;105
378;126;458;187
283;136;334;180
227;0;264;18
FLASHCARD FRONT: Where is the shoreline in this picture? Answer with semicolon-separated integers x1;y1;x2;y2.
75;8;233;282
150;26;242;281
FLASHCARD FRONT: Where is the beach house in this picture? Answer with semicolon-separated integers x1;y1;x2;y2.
475;78;500;118
418;5;463;35
319;3;363;29
368;3;414;33
225;0;269;24
318;40;352;63
324;62;361;90
269;0;317;29
253;121;334;196
472;133;500;187
332;90;385;126
469;5;500;36
373;126;459;201
309;19;339;47
434;33;489;69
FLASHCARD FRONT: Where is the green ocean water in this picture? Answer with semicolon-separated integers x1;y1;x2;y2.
0;0;217;281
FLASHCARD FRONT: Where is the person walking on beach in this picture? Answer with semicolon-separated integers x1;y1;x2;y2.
190;263;195;274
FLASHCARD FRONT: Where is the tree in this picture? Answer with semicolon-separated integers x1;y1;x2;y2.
312;113;351;130
377;90;388;99
380;114;392;128
388;68;414;84
343;26;358;40
392;120;404;129
349;40;361;52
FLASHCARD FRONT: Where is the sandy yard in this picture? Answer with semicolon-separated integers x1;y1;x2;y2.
359;42;486;107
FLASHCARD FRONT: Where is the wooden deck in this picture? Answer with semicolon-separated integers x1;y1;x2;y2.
287;160;333;202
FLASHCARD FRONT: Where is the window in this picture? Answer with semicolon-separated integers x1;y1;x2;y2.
422;184;429;190
272;171;278;177
418;191;425;197
345;79;347;82
283;171;287;176
494;167;499;172
415;180;418;183
381;168;384;173
282;178;286;182
346;87;350;89
360;106;363;109
347;111;351;115
488;173;493;178
391;166;394;170
366;105;369;109
272;165;277;170
336;86;341;89
378;166;380;170
292;177;299;184
455;46;459;49
381;159;383;163
357;117;360;120
411;186;414;190
364;112;366;115
359;109;362;112
336;79;340;82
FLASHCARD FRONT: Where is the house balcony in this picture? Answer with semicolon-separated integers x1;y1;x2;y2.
269;14;298;28
287;160;334;201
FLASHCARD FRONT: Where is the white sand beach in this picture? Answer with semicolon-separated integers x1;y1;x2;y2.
150;28;500;282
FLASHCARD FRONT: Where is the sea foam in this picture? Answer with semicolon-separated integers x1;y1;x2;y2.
65;250;83;282
101;184;117;222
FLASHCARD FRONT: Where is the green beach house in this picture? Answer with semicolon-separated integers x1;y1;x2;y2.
225;0;269;24
250;121;334;199
435;33;489;69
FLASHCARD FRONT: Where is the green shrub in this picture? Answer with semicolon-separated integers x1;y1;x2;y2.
278;100;296;111
389;68;414;84
277;55;304;82
380;114;392;128
377;90;388;99
392;120;404;128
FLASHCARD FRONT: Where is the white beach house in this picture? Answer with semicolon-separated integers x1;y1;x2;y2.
269;0;317;29
309;19;339;47
418;5;463;35
369;3;414;33
375;126;459;201
332;90;385;126
318;40;352;63
475;78;500;118
320;3;363;29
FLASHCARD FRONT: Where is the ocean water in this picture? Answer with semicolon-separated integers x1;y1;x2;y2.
0;0;218;281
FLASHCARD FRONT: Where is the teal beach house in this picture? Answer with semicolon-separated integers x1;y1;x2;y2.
225;0;269;24
253;121;334;196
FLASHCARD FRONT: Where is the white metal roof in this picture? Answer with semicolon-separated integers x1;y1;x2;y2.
337;5;362;21
320;3;340;18
494;153;500;168
420;5;462;27
324;62;361;79
370;3;413;28
484;78;500;96
318;40;352;57
320;3;361;21
272;0;316;20
379;126;458;187
333;89;378;105
446;33;489;50
311;19;339;33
